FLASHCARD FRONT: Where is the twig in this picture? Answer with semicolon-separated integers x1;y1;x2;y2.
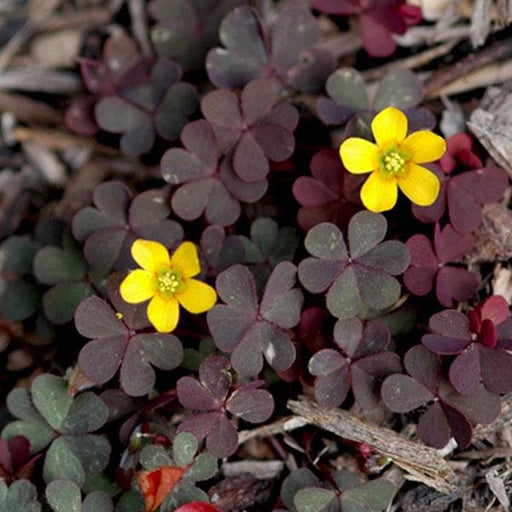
362;40;459;82
128;0;153;57
424;37;512;97
11;127;119;155
287;398;458;494
470;0;492;47
238;416;309;444
0;90;63;124
394;24;472;47
0;68;81;94
429;59;512;98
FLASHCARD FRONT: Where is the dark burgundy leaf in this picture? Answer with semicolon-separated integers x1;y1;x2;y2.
177;377;219;411
403;345;439;393
417;402;452;449
479;345;512;394
440;402;472;448
75;296;127;339
381;374;433;413
78;336;126;385
429;310;471;338
449;345;480;395
422;334;470;355
206;413;239;458
226;389;274;423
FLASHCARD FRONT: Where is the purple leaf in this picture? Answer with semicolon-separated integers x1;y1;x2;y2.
449;345;480;395
177;377;220;411
206;413;239;458
226;388;274;423
416;402;452;449
381;374;433;413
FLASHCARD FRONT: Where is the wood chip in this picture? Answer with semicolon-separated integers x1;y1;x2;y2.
486;468;510;511
287;398;458;493
492;265;512;304
467;204;512;263
468;83;512;174
222;460;284;480
22;140;67;187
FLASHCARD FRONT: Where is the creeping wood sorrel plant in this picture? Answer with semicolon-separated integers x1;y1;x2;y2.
1;2;512;511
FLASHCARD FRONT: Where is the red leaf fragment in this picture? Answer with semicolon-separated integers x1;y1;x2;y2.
136;465;187;512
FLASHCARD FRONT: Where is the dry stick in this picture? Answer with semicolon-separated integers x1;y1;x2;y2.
0;90;63;125
361;40;459;82
128;0;153;57
287;398;458;494
424;37;512;98
11;127;119;155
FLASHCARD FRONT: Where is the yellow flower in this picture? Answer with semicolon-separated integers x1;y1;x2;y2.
339;106;446;212
120;240;217;333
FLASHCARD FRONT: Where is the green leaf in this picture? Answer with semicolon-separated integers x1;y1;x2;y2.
326;68;368;110
348;212;386;259
64;435;111;477
0;480;7;506
32;374;72;431
61;392;109;434
332;471;361;492
327;267;361;319
173;432;198;466
0;279;42;322
43;281;93;324
44;438;86;485
185;453;218;482
82;491;114;512
114;490;144;512
305;223;347;261
281;468;320;511
46;480;82;512
2;420;55;452
139;445;172;470
373;69;423;111
294;488;337;512
33;246;87;285
0;236;38;274
6;388;43;422
341;480;395;512
95;97;147;133
4;479;41;512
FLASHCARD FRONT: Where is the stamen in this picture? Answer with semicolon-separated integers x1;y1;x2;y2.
380;148;406;176
157;269;183;296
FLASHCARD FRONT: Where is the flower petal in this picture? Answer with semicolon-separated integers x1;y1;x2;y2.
176;279;217;314
371;106;407;148
402;131;446;163
147;294;180;333
132;239;170;273
398;163;440;206
339;138;378;174
170;241;200;278
120;270;155;303
360;171;398;212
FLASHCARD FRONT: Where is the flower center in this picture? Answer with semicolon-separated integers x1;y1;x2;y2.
157;269;183;297
380;148;407;176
